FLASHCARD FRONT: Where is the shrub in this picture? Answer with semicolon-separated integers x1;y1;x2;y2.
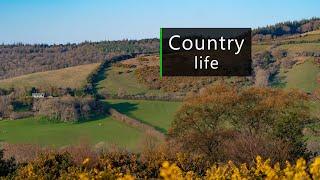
14;152;73;179
253;51;275;69
314;88;320;101
272;49;287;59
7;151;320;179
137;56;149;62
0;95;13;118
9;111;34;120
0;88;11;96
234;87;310;160
222;132;291;165
113;62;136;68
169;85;239;162
170;84;312;163
0;149;17;177
61;143;99;166
255;69;269;87
282;58;297;69
159;156;320;179
135;66;250;95
2;143;47;163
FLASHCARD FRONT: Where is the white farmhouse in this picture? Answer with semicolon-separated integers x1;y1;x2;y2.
32;93;45;98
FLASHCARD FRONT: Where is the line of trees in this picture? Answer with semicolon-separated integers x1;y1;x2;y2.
253;17;320;38
0;86;103;121
33;96;104;122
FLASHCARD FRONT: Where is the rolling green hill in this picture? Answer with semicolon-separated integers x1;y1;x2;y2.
97;66;163;96
255;29;320;93
0;63;100;89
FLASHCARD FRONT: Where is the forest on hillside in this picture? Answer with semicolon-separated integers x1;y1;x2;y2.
0;39;158;80
253;18;320;40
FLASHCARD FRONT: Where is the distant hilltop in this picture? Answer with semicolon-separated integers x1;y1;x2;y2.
253;17;320;40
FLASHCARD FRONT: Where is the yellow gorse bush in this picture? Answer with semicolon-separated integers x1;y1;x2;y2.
310;157;320;179
159;156;320;180
12;155;320;179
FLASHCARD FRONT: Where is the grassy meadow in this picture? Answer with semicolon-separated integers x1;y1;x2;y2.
0;99;181;149
0;63;100;89
97;66;164;96
281;59;320;93
0;116;144;150
252;44;272;53
106;99;181;133
276;43;320;53
0;99;182;148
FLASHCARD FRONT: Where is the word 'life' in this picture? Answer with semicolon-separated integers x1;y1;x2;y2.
194;56;218;70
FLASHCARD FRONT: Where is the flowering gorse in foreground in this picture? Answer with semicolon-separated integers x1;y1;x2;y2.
159;156;320;180
11;155;320;179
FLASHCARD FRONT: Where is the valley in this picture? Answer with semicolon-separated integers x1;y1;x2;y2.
0;19;319;153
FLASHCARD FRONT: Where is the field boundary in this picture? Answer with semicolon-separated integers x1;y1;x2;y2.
103;93;183;102
108;108;165;140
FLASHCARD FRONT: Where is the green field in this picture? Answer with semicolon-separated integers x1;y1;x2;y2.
106;99;181;133
281;59;320;92
0;61;181;149
0;116;144;150
0;63;100;89
0;99;181;149
97;66;163;96
309;100;320;118
272;58;320;119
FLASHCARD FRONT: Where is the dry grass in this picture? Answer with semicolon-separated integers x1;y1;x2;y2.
121;55;159;67
277;43;320;53
252;44;272;53
0;63;100;89
304;29;320;35
253;30;320;46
